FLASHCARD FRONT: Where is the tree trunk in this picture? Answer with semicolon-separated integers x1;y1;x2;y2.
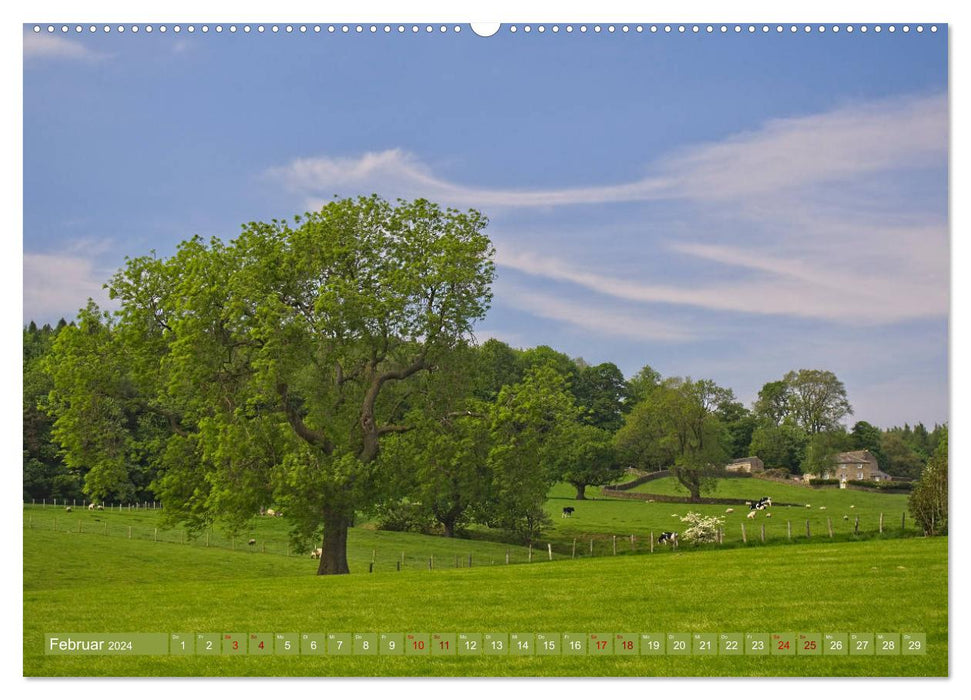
443;520;456;538
574;483;587;500
317;507;352;575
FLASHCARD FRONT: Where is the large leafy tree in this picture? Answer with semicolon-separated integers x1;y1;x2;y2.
378;346;493;538
559;423;621;500
23;322;82;500
783;369;853;435
909;427;947;535
573;362;627;432
748;423;808;473
486;365;578;543
47;197;495;575
615;376;731;500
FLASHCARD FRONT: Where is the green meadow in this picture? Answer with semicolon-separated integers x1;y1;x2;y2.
23;492;947;678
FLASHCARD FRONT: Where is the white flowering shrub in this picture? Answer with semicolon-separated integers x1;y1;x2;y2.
679;511;724;544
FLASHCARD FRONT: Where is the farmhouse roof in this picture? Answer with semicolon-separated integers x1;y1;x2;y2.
835;450;877;464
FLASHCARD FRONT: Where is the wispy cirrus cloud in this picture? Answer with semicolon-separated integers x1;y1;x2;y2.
499;284;696;342
267;92;945;210
23;33;107;62
267;91;947;330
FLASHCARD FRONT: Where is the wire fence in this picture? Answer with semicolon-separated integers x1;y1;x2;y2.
23;501;922;573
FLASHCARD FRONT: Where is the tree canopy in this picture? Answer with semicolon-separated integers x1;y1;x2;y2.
46;196;496;574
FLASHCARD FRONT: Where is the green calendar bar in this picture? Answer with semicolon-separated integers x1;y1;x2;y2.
41;631;930;656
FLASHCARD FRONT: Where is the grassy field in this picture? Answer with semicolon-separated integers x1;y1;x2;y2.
23;507;947;677
539;480;916;550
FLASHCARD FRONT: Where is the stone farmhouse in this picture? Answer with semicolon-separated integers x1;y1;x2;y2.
814;449;893;483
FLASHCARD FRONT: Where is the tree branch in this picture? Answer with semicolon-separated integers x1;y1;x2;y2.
276;382;334;454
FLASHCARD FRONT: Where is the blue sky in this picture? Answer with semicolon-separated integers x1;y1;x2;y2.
22;23;948;429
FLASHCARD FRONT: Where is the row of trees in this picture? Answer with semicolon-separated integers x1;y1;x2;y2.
24;196;948;574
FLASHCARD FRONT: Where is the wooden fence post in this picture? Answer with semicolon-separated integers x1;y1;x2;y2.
572;538;577;559
650;532;655;553
805;520;811;538
104;521;108;536
155;528;159;543
78;519;82;533
612;536;617;555
590;540;594;555
505;550;510;565
879;513;884;533
741;523;747;544
206;531;209;547
760;524;765;543
787;520;791;541
854;516;860;534
630;534;635;552
469;554;473;568
901;512;906;530
827;517;833;538
529;544;533;562
548;543;553;561
128;526;132;540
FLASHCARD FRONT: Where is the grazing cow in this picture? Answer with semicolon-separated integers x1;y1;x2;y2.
88;503;96;511
561;507;575;518
747;510;757;520
248;539;256;546
843;515;850;520
65;506;72;512
310;548;322;559
658;532;678;545
765;513;772;518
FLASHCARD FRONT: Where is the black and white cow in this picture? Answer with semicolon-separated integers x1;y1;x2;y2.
658;531;678;545
561;507;575;518
751;497;773;511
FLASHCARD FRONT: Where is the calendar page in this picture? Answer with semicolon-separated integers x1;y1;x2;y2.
21;6;949;682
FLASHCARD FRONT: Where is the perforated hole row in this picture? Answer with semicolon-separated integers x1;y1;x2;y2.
30;24;940;35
